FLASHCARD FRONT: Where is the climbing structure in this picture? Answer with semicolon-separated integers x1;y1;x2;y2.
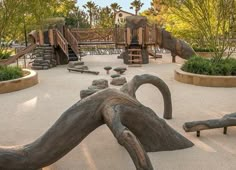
0;16;196;68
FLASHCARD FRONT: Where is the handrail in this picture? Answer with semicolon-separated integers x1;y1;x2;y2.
55;29;69;57
0;43;37;66
64;28;80;57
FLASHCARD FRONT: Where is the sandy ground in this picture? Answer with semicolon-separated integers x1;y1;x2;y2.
0;54;236;170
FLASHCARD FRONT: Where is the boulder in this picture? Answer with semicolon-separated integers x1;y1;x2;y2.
92;79;108;89
110;77;127;86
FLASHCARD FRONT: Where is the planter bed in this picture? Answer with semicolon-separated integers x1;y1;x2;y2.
175;68;236;87
0;69;38;94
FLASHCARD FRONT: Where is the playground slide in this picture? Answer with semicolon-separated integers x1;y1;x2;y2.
0;43;37;66
156;28;196;59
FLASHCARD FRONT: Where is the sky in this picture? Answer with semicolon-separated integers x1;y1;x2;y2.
77;0;151;14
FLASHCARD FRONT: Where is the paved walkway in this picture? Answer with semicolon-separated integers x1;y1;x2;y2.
0;54;236;170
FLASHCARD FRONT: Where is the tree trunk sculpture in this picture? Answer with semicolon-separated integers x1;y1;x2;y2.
156;27;196;60
0;74;193;170
183;112;236;137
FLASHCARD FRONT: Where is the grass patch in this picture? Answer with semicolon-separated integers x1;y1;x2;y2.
0;66;23;81
181;56;236;76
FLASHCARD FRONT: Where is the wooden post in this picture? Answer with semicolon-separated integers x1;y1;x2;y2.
223;127;227;134
127;28;131;45
196;131;200;137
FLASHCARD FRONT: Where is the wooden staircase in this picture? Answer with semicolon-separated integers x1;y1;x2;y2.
128;48;142;67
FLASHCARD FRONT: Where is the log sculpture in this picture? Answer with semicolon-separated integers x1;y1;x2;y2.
183;112;236;137
157;27;196;60
0;74;193;170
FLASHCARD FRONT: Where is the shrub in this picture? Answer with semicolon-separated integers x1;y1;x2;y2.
181;56;236;76
193;47;214;52
0;51;12;59
0;66;23;81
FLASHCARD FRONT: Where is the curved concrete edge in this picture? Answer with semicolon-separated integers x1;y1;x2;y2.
0;69;38;94
174;68;236;87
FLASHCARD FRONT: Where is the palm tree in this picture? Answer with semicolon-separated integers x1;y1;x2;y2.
83;1;97;27
110;3;122;13
130;0;144;15
110;3;122;23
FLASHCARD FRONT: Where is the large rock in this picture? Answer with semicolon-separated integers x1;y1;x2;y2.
92;79;108;89
110;77;127;86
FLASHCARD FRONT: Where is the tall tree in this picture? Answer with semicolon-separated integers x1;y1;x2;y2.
141;0;168;26
110;3;122;24
97;6;113;28
65;7;90;28
110;2;122;13
83;1;97;28
130;0;144;15
162;0;236;60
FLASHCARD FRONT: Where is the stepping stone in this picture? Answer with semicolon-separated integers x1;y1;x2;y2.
104;66;112;74
110;77;127;86
92;79;108;89
114;67;127;74
111;74;120;78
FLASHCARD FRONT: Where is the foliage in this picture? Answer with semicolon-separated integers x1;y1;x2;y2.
0;51;12;59
181;56;236;76
193;47;214;52
161;0;236;60
130;0;144;15
65;7;90;28
0;66;23;81
83;1;98;27
97;6;114;28
141;0;168;26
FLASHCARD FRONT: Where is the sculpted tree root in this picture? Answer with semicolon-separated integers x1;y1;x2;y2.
0;74;193;170
183;112;236;137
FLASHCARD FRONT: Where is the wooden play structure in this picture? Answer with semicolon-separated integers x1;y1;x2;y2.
0;16;195;69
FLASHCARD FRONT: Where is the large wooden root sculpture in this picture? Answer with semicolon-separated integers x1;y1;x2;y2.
183;112;236;137
0;74;193;170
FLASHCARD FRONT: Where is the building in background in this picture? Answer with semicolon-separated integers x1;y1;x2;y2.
115;10;134;25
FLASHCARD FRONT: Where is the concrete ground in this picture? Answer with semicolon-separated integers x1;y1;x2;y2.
0;54;236;170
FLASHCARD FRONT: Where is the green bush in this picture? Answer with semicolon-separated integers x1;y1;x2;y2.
181;56;236;76
0;51;12;59
0;66;23;81
193;47;214;52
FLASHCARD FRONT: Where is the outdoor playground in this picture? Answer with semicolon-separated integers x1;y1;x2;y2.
0;0;236;170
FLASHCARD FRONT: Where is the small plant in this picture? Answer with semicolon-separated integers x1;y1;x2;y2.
181;56;236;76
0;66;23;81
0;51;12;59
